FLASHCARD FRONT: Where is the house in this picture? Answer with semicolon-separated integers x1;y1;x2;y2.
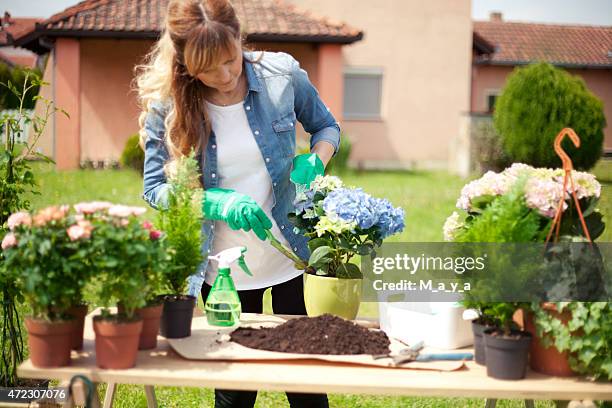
472;12;612;155
0;13;41;69
13;0;362;170
11;2;612;172
289;0;474;173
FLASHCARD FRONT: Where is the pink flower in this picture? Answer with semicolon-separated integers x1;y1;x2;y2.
1;233;17;250
149;230;162;240
74;201;113;214
33;205;70;226
525;178;568;218
108;205;147;218
67;224;91;241
142;220;153;230
7;211;32;230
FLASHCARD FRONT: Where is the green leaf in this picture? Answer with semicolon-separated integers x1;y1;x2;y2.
336;263;362;279
308;246;333;268
307;238;330;252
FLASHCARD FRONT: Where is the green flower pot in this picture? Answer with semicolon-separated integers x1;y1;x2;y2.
303;273;362;320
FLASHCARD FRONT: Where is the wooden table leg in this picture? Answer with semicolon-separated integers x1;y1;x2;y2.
103;383;117;408
144;385;158;408
485;399;497;408
525;400;535;408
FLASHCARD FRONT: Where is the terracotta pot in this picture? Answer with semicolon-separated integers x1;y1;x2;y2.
93;316;143;369
525;304;575;377
25;317;76;368
118;303;163;350
159;295;196;339
66;304;88;350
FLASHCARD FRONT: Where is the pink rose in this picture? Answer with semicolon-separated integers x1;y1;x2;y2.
149;230;162;240
7;211;32;230
108;205;147;218
74;201;113;214
67;224;91;241
142;220;153;230
33;205;70;226
1;233;18;250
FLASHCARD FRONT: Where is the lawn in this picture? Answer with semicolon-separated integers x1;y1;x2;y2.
14;160;611;407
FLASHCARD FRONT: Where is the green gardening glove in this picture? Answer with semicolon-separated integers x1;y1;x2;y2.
202;188;272;240
290;153;325;187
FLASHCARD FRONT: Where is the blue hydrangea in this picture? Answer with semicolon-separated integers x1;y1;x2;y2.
293;190;315;214
322;188;405;238
370;197;405;239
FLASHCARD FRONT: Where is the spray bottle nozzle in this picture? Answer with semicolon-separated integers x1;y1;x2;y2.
208;246;252;276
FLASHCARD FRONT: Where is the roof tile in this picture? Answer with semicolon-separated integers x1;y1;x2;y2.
474;20;612;67
17;0;362;44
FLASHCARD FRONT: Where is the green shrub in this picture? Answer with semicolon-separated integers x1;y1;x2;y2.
0;63;41;110
120;134;145;175
494;62;605;170
325;133;352;175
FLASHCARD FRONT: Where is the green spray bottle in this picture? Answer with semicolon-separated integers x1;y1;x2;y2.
205;247;252;326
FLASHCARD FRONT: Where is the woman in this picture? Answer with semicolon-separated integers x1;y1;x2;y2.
137;0;339;407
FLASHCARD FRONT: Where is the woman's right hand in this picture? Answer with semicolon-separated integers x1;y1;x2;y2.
202;188;272;240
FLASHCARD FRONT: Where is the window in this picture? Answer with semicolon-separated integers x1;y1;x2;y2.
343;68;383;120
486;91;500;113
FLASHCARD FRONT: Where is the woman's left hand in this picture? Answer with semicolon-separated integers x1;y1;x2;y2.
290;153;325;187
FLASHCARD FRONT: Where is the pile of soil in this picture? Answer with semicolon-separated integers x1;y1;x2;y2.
230;314;390;355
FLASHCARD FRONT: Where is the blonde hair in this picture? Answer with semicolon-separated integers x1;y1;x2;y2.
134;0;241;163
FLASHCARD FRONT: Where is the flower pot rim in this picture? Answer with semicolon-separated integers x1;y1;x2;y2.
484;327;532;340
159;294;197;302
25;315;75;324
305;273;362;281
93;314;143;324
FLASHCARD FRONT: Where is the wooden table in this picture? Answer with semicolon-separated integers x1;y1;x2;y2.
17;309;612;407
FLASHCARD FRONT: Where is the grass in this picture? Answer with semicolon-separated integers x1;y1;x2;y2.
13;160;611;407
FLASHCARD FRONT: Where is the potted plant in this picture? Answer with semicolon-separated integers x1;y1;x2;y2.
482;302;532;380
2;205;94;367
76;201;166;350
120;218;166;350
156;153;205;338
271;175;404;320
529;302;611;381
444;163;606;375
0;69;65;386
89;204;161;369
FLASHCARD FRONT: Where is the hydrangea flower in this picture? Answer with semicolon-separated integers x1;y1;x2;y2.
443;211;464;242
310;175;343;192
314;215;356;237
370;196;405;239
456;171;513;211
558;170;601;199
322;188;405;238
293;190;315;215
524;178;568;218
323;188;378;229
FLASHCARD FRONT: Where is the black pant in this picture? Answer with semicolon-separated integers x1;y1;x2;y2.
201;274;329;408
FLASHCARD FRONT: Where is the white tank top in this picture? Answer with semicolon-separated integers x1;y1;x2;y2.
204;100;303;290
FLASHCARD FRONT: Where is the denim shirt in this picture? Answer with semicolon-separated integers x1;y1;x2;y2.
142;51;341;297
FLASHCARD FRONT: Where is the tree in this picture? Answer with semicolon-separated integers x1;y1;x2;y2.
494;62;605;170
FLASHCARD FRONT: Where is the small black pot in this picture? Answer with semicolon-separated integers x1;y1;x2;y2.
159;295;196;339
471;320;489;366
483;328;532;380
